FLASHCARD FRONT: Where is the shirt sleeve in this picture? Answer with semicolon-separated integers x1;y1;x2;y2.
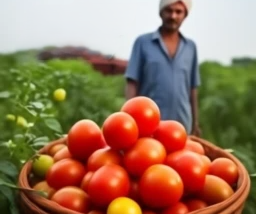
191;42;201;88
124;37;144;82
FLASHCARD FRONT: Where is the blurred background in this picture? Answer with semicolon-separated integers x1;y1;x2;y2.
0;0;256;213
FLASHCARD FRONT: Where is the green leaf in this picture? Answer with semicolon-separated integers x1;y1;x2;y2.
29;101;44;109
44;118;63;133
0;161;18;178
0;91;11;98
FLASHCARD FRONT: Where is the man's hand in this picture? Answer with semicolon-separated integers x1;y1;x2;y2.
191;123;201;137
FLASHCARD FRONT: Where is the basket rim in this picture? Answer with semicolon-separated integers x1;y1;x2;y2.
18;136;251;214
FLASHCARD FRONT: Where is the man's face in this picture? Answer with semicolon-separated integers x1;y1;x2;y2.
160;2;187;32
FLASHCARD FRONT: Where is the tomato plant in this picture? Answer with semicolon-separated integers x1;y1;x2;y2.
121;96;160;137
139;164;183;209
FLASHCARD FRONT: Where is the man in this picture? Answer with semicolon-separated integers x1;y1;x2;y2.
124;0;201;136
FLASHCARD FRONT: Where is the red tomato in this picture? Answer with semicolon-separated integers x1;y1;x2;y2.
153;120;187;153
142;211;157;214
128;180;141;203
87;147;123;171
87;164;130;208
102;112;139;150
165;150;207;193
123;137;166;177
32;180;56;199
208;157;238;186
51;186;90;213
81;171;94;192
197;175;234;205
88;211;105;214
53;146;72;162
201;155;211;174
67;119;106;161
46;158;86;189
48;144;66;157
161;202;189;214
121;96;160;137
184;199;207;211
185;139;205;155
139;164;183;209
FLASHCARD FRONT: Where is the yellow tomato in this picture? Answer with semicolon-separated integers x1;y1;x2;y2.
32;154;54;178
6;114;16;121
53;88;66;101
107;197;142;214
16;116;28;127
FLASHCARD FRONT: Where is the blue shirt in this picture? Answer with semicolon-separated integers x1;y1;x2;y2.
124;29;201;134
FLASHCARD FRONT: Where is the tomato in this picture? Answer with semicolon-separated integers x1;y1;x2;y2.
153;120;187;153
123;137;166;177
121;96;160;137
48;144;66;157
87;146;123;171
81;171;94;192
197;175;234;205
208;157;238;186
32;154;54;178
139;164;183;209
51;186;90;213
142;211;157;214
102;112;139;151
87;164;130;208
161;202;189;214
32;180;56;199
184;199;207;211
107;197;142;214
201;155;211;174
53;146;72;162
67;119;106;161
88;211;105;214
128;180;140;203
165;150;207;193
53;88;66;101
46;158;86;189
185;139;205;155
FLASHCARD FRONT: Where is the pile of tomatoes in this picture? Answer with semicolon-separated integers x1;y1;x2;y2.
30;96;239;214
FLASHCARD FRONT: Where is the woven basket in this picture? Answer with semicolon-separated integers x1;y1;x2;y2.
18;136;251;214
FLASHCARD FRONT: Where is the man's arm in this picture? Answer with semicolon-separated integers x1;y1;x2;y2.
124;37;143;100
190;42;201;135
125;79;138;100
190;88;199;128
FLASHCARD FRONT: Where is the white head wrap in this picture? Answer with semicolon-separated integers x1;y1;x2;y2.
159;0;192;13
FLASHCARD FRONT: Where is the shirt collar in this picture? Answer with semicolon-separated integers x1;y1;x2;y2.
152;27;188;43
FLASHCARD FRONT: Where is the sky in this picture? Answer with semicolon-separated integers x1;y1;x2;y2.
0;0;255;64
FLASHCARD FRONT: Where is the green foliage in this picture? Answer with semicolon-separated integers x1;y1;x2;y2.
0;52;125;214
0;50;255;213
199;61;256;213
